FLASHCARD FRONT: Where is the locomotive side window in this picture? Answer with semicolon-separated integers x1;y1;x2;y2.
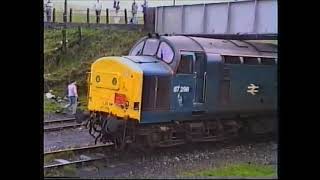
223;56;241;64
177;54;193;74
261;57;276;65
130;41;145;56
142;39;160;56
156;42;174;63
243;57;260;65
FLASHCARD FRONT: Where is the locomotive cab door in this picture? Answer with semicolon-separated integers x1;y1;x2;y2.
193;52;206;104
173;51;206;112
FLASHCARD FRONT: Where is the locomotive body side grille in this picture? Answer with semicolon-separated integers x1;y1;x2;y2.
142;75;171;111
156;76;170;109
142;76;156;110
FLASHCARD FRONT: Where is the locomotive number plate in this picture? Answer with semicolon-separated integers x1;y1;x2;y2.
173;86;190;93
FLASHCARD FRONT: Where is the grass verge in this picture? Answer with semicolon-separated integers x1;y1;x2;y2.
181;163;277;178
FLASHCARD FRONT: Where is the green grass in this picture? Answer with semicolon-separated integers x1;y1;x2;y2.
44;151;76;164
77;96;88;111
44;151;78;177
44;165;77;177
44;97;62;113
181;163;277;178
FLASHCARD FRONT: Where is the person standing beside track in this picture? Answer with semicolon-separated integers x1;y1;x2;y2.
45;0;53;22
141;0;148;24
131;0;138;24
65;80;78;115
94;0;103;24
116;1;120;14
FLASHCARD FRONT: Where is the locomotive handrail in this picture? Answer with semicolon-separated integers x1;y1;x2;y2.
203;72;207;102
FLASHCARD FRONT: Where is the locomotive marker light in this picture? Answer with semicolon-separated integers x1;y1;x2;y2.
96;75;100;83
112;78;117;85
247;84;259;95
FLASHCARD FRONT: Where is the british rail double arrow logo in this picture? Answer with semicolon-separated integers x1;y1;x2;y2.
247;84;259;95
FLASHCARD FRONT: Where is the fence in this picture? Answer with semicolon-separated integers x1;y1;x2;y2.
44;22;145;31
44;8;145;24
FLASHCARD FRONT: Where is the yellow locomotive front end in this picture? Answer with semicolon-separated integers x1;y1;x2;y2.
88;57;143;121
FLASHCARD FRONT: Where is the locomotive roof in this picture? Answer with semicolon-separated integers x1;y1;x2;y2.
123;56;173;76
161;35;277;57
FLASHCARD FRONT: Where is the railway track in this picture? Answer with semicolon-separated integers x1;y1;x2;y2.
44;117;82;132
44;131;275;173
44;144;114;170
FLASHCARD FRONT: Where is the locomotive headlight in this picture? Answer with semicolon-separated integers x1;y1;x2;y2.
133;102;140;110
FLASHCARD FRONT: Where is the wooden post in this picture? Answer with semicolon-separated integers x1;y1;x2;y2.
62;29;67;52
63;0;67;23
53;8;56;23
124;9;128;24
78;26;82;44
106;8;109;24
87;8;90;23
69;8;72;23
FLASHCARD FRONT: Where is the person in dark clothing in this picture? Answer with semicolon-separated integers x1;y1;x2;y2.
141;0;148;24
94;0;102;23
131;0;138;24
116;1;120;14
45;0;53;22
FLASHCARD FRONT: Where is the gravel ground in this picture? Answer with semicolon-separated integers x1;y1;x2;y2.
44;113;75;121
75;140;277;178
44;127;106;152
44;113;102;152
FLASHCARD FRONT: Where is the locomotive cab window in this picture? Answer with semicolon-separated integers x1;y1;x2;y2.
130;41;145;56
261;57;276;65
142;39;160;56
243;57;260;65
156;42;174;63
223;56;241;64
177;54;193;74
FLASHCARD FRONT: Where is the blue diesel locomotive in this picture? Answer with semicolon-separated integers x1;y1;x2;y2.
85;34;277;149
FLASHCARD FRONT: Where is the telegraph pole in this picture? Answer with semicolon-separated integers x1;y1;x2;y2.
62;0;68;52
64;0;67;23
173;0;176;6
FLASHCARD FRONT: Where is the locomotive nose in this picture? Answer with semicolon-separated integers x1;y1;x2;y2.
88;56;143;121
